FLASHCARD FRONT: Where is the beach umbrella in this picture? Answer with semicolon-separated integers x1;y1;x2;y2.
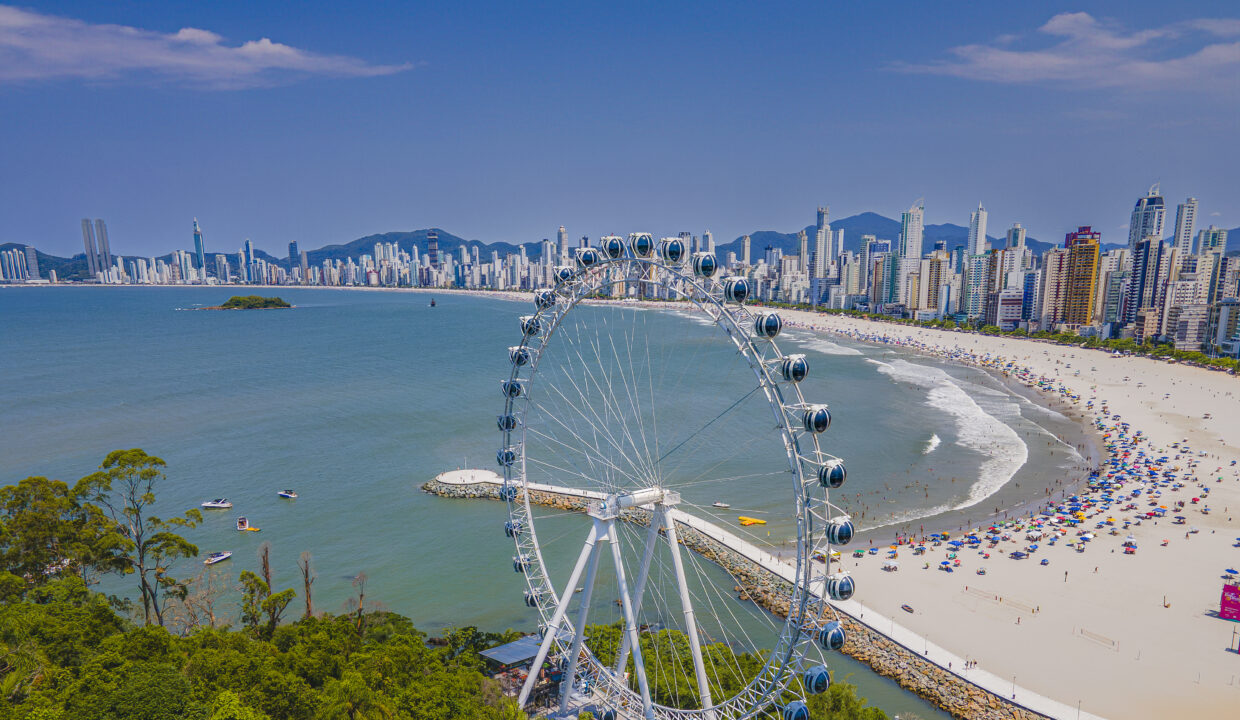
1227;568;1238;575
940;560;950;566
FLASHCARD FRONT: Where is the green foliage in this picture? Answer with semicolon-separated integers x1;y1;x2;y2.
219;296;291;309
75;449;201;626
805;679;890;719
0;476;126;596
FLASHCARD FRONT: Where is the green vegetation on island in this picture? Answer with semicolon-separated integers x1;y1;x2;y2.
0;450;893;720
215;295;292;310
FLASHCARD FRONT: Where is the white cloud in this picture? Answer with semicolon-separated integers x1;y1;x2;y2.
894;12;1240;91
0;5;412;88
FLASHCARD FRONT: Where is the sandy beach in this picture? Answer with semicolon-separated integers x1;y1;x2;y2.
777;311;1240;720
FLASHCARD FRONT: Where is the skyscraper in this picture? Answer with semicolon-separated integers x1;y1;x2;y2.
703;230;714;255
558;226;568;261
427;231;440;268
1128;184;1166;253
898;200;924;302
813;206;830;279
288;241;300;271
193;219;208;280
967;203;988;255
797;230;809;273
899;199;924;262
1197;226;1228;257
1006;223;1026;250
1063;226;1101;326
80;219;99;277
1172;197;1198;263
94;220;112;270
741;235;751;266
244;238;255;265
24;246;39;280
1125;237;1167;326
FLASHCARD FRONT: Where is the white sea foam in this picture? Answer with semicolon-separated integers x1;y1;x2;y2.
923;433;941;455
798;338;863;356
872;358;1029;513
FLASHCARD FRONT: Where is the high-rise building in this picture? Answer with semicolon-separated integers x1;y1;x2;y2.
1125;237;1169;326
24;246;39;280
813;206;831;279
288;241;299;271
1172;198;1197;264
1039;248;1070;328
427;231;440;268
558;226;568;261
1197;226;1228;257
215;255;230;283
797;230;809;273
898;199;924;301
741;235;751;266
81;219;99;277
967;203;989;255
94;220;112;270
1128;184;1166;253
1063;226;1101;326
193;219;207;279
703;230;714;255
1006;223;1026;249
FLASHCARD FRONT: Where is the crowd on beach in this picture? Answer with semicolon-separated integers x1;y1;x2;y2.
793;316;1240;582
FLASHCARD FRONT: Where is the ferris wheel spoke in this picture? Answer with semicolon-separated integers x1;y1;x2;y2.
661;507;715;712
562;330;660;489
528;397;638;488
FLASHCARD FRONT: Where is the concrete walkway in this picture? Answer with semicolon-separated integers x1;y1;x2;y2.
432;472;1106;720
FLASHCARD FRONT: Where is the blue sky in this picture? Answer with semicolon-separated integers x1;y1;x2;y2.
1;1;1237;257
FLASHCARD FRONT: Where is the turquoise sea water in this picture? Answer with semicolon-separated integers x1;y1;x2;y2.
0;287;1087;718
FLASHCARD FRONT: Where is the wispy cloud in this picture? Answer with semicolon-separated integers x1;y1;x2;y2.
0;5;412;88
894;12;1240;91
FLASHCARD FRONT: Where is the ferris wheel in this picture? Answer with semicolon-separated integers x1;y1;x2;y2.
497;234;856;720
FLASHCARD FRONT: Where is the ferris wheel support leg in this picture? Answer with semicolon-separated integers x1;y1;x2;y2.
609;518;656;720
662;508;715;716
559;526;603;714
517;523;600;709
613;508;661;678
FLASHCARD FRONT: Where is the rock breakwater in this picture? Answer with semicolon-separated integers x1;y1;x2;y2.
423;477;1050;720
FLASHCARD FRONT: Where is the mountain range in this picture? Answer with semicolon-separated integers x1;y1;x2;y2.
4;213;1231;282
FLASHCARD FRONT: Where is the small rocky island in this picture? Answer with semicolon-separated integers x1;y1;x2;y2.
205;295;293;310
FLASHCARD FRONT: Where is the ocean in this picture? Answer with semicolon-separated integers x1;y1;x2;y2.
0;286;1088;718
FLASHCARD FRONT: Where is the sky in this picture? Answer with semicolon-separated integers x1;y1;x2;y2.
1;1;1237;257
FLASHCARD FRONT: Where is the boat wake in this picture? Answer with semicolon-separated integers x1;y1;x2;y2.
923;433;941;455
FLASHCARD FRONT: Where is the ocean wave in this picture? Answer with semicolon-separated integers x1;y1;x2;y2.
796;338;863;356
872;358;1028;513
923;433;941;454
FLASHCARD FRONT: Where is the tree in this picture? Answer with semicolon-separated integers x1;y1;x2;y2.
299;552;316;619
317;670;394;720
0;476;126;593
75;450;201;626
209;690;271;720
239;571;295;640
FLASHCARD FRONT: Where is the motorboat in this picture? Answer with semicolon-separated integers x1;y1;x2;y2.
204;551;233;565
712;501;730;509
201;498;232;509
901;604;914;614
277;490;298;499
236;517;261;532
430;298;436;307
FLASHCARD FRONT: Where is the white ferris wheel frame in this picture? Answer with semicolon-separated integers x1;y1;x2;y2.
498;244;849;720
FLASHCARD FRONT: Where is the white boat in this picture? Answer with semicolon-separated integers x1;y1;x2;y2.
712;501;731;509
201;498;232;509
277;490;298;499
204;551;232;565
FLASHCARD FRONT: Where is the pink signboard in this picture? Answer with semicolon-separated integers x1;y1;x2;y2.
1221;584;1240;621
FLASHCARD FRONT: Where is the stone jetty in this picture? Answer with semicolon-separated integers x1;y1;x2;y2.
423;475;1053;720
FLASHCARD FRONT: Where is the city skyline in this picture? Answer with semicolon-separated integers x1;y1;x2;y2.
1;2;1237;256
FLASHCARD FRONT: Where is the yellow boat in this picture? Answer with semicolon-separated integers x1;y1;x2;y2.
738;516;766;526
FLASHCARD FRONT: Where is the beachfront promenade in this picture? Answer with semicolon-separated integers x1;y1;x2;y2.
433;469;1103;720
